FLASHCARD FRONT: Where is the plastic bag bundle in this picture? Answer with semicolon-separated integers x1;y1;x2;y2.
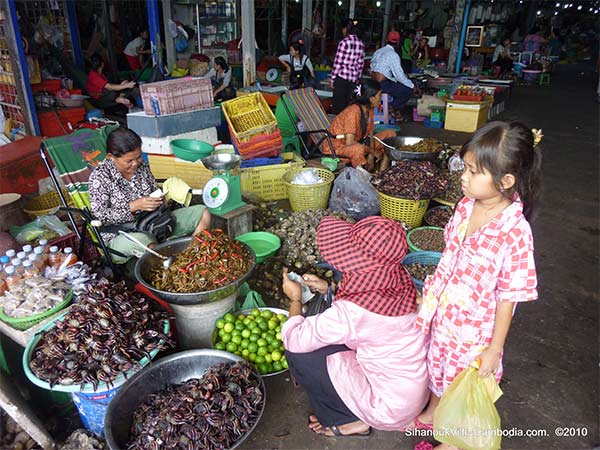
434;364;503;450
291;169;323;185
328;167;380;220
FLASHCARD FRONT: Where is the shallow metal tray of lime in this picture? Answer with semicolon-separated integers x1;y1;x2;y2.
383;136;443;161
134;237;256;306
104;349;266;450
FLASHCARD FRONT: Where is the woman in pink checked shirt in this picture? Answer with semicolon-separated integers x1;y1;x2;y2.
411;122;543;450
330;18;365;114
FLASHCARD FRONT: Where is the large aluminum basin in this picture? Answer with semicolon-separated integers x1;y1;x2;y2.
134;236;256;306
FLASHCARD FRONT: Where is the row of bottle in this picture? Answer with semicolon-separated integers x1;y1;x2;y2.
1;241;77;294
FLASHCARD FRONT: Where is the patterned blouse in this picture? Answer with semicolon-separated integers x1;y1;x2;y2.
331;34;365;83
89;159;157;241
416;195;538;342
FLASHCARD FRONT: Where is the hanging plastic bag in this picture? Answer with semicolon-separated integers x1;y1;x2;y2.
433;362;503;450
303;285;334;317
328;167;380;220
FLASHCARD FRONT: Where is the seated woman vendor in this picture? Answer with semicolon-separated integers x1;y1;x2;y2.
89;127;211;263
325;79;394;172
202;56;235;101
281;215;429;437
86;54;139;110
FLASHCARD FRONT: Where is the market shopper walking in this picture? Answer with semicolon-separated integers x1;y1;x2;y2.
325;79;394;172
411;122;543;449
281;216;429;437
89;128;211;263
371;31;417;122
330;19;365;114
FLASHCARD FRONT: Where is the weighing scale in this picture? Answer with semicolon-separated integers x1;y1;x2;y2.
201;153;246;216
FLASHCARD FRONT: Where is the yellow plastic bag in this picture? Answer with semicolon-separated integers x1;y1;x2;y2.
433;363;503;450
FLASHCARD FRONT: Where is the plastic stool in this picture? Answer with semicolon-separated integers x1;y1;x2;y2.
374;93;393;124
539;73;551;86
282;135;301;155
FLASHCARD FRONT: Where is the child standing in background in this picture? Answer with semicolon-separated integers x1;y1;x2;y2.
410;122;543;449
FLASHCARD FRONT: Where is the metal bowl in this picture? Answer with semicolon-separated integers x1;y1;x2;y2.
104;349;266;450
383;136;443;161
134;237;256;306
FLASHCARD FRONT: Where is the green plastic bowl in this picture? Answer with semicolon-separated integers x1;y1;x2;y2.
170;139;214;162
235;232;281;264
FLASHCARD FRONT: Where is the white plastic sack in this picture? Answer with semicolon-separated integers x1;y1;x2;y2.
291;169;323;185
328;167;380;220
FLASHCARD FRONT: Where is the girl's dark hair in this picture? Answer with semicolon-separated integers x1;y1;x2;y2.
106;127;142;157
289;41;305;57
90;54;103;71
460;121;542;220
214;56;229;72
341;18;358;35
353;78;381;106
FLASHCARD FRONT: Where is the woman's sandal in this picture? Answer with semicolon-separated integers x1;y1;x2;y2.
308;415;371;438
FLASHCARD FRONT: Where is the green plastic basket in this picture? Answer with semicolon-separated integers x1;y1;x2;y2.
407;226;445;253
0;290;73;331
235;232;281;264
23;312;170;393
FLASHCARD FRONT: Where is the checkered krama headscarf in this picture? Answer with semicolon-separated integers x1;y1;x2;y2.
317;216;417;317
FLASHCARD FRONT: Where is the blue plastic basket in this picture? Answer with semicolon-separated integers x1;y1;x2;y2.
240;156;283;168
401;251;442;290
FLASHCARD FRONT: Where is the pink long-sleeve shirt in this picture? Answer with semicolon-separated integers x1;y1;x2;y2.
282;300;429;430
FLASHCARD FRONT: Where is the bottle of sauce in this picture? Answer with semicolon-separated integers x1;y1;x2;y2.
28;253;43;272
38;239;48;253
33;246;47;268
17;251;27;261
62;247;77;267
5;249;16;260
4;266;21;291
22;260;39;279
48;246;63;269
11;259;24;275
22;244;33;255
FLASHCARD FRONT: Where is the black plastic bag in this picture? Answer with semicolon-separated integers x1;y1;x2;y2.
303;285;334;317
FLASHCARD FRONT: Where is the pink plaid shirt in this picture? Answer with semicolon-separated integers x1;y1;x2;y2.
416;195;538;343
331;34;365;83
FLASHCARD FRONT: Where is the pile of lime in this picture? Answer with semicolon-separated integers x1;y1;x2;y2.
214;309;289;375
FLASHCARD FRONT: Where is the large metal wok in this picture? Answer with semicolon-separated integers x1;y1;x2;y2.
382;136;443;162
134;236;256;306
104;350;266;450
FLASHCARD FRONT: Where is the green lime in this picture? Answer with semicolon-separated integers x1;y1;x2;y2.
248;342;258;353
261;332;268;339
251;327;262;335
224;313;236;323
255;355;266;364
268;320;278;330
215;319;226;329
226;342;237;352
241;329;251;339
258;363;270;374
232;335;242;345
275;326;282;333
243;317;254;326
249;353;257;362
272;361;283;372
249;334;260;343
257;346;268;356
261;310;273;319
277;313;287;322
232;329;242;337
237;314;246;321
264;334;274;344
223;322;235;333
214;342;226;351
257;338;267;347
240;339;250;349
221;332;232;343
241;349;250;358
264;354;273;363
271;350;282;361
258;321;269;331
276;332;282;340
251;309;261;317
235;322;245;331
281;358;288;369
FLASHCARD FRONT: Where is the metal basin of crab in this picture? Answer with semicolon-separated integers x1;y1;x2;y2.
104;350;266;450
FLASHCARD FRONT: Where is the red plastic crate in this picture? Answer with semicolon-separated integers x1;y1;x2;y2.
230;127;282;160
31;79;62;94
38;107;85;137
0;136;46;195
140;77;213;116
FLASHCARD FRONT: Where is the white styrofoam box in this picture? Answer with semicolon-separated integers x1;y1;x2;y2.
141;127;218;155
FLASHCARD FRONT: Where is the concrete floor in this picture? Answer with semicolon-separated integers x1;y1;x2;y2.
239;65;600;450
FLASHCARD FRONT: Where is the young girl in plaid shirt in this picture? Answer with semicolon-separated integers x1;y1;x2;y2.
412;122;543;449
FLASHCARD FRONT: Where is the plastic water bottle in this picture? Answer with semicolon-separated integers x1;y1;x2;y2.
22;244;33;255
5;249;15;259
10;258;23;275
255;80;262;91
151;94;161;116
4;265;21;291
17;251;27;261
